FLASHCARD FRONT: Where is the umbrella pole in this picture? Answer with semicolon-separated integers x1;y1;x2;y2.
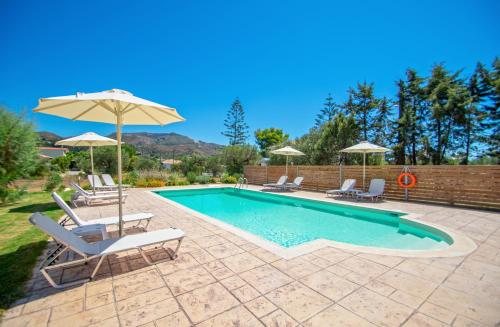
363;152;366;190
116;111;124;237
286;155;288;177
90;145;95;195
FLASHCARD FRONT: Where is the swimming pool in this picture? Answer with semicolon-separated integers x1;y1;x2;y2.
154;187;453;251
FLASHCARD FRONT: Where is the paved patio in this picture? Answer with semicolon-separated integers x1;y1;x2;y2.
2;186;500;327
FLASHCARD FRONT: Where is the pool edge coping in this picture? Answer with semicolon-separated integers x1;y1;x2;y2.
148;185;477;259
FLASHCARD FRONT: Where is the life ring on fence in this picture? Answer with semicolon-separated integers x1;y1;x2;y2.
397;173;416;188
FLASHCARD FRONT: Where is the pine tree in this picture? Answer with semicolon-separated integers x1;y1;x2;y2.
345;82;378;141
426;64;469;164
372;97;392;147
394;80;409;165
405;70;428;164
482;58;500;162
315;93;338;127
222;98;249;145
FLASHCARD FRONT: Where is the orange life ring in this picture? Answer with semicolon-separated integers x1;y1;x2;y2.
397;173;416;188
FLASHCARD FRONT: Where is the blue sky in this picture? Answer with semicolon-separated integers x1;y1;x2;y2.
1;0;498;145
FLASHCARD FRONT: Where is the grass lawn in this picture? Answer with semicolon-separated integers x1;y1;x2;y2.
0;191;71;316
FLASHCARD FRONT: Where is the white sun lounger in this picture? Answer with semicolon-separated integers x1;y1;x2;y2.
53;192;153;234
30;212;185;288
101;174;130;189
357;179;385;201
70;182;127;207
263;176;288;190
284;176;304;191
88;175;116;191
326;179;357;197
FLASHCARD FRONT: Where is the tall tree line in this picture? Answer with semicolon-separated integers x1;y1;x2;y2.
306;60;499;165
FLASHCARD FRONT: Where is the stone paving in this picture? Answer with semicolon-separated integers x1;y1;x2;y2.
2;185;500;327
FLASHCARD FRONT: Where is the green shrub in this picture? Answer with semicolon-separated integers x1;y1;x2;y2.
186;172;197;184
175;180;190;186
220;173;238;184
43;171;62;191
0;186;27;204
195;175;211;184
125;171;139;185
134;178;165;187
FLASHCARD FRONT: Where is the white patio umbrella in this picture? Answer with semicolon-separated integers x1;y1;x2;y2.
340;141;390;189
270;146;305;176
34;89;185;236
55;132;118;194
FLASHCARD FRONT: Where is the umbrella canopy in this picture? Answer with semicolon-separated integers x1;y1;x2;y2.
270;146;305;176
34;89;185;236
55;132;118;193
340;141;390;189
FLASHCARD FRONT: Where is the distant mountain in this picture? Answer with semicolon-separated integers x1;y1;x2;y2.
38;131;224;157
38;131;62;146
110;132;224;157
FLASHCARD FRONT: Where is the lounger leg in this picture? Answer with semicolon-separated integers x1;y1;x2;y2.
138;248;154;265
144;219;151;229
170;238;183;259
90;256;106;279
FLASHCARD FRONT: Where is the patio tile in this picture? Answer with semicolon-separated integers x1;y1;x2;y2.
176;283;239;323
339;287;413;327
197;305;263;327
402;313;448;327
265;281;332;322
164;266;216;295
427;286;500;325
272;257;321;279
377;269;437;299
86;278;113;297
115;287;172;315
85;291;114;309
118;298;179;327
221;252;265;273
419;302;456;325
299;253;333;268
113;269;165;301
1;309;50;327
206;242;245;259
193;234;229;247
48;303;116;327
364;279;396;296
300;269;359;301
232;284;260;302
250;248;281;263
443;272;500;301
303;304;376;327
325;263;352;277
452;315;486;327
156;253;198;275
220;275;247;290
240;265;293;294
357;253;404;268
202;259;226;272
190;249;217;264
389;290;425;308
23;286;85;314
50;299;83;321
311;247;352;264
396;259;450;283
211;267;235;280
261;309;298;327
155;311;191;327
87;316;120;327
245;296;277;318
340;257;390;284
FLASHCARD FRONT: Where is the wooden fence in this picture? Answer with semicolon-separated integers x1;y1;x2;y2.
243;165;500;209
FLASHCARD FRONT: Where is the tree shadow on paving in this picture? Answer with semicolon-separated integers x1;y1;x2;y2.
9;202;60;214
0;241;47;313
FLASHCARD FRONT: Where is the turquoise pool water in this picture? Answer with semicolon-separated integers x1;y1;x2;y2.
155;188;451;250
